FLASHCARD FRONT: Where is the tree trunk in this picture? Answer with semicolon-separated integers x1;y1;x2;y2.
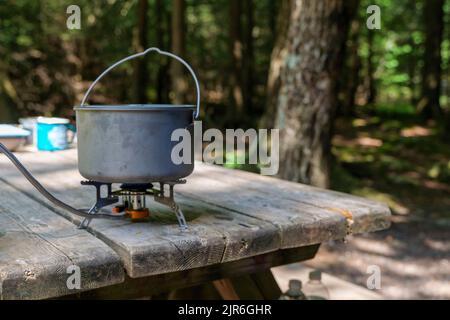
407;36;417;105
275;0;357;188
262;0;292;129
171;0;187;104
337;2;361;116
418;0;444;119
343;26;362;116
229;0;244;119
243;0;254;116
0;74;20;122
156;0;170;103
405;0;418;105
134;0;148;104
366;30;376;105
268;0;279;43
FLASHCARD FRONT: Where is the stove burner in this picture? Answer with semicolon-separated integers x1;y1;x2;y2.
78;180;188;231
0;142;189;230
119;183;153;191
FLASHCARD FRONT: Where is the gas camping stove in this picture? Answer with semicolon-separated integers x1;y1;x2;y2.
79;180;188;230
0;47;200;231
0;143;190;230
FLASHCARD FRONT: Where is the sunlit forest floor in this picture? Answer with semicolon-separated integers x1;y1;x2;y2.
308;103;450;299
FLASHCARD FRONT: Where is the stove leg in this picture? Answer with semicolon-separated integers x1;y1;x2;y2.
78;204;98;229
78;181;119;229
154;182;189;231
172;203;188;231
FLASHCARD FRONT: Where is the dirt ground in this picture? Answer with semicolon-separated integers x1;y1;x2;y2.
306;216;450;299
304;113;450;300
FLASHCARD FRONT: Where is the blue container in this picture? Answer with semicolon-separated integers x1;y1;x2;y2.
37;117;75;151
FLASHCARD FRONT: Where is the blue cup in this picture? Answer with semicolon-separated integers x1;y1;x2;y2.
37;117;76;151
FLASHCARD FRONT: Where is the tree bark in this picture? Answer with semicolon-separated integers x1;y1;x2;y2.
0;67;20;122
338;4;361;116
268;0;279;43
171;0;187;104
156;0;170;103
418;0;444;119
262;0;292;129
134;0;148;104
366;29;376;105
275;0;357;188
243;0;254;115
405;0;418;105
407;36;417;105
229;0;244;118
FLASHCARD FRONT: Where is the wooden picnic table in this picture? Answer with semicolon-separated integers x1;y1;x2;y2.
0;148;391;299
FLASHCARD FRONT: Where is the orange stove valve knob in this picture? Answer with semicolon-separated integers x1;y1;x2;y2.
126;208;150;220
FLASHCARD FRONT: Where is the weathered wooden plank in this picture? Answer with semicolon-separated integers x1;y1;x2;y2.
91;199;278;277
220;270;282;300
187;163;391;235
62;245;320;299
0;149;390;280
177;174;348;248
249;270;282;299
0;150;281;278
212;279;240;300
8;150;390;237
33;150;391;235
0;182;124;300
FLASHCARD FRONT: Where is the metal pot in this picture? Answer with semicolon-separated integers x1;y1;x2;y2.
74;48;200;183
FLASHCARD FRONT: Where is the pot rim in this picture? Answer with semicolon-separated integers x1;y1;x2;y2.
74;104;195;111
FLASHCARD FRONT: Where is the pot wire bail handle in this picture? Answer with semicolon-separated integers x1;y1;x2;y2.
80;47;201;118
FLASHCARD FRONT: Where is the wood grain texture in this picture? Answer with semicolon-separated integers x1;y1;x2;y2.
0;149;390;280
212;279;240;300
0;182;124;300
183;162;391;235
62;245;320;299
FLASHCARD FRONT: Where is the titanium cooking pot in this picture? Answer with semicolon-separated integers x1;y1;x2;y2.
74;47;200;183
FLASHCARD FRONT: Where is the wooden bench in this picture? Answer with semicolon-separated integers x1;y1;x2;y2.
0;149;390;299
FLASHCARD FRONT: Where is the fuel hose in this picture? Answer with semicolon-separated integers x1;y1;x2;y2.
0;143;122;220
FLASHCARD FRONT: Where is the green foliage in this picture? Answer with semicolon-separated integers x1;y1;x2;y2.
0;0;278;127
375;102;416;117
0;0;448;218
0;0;449;122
